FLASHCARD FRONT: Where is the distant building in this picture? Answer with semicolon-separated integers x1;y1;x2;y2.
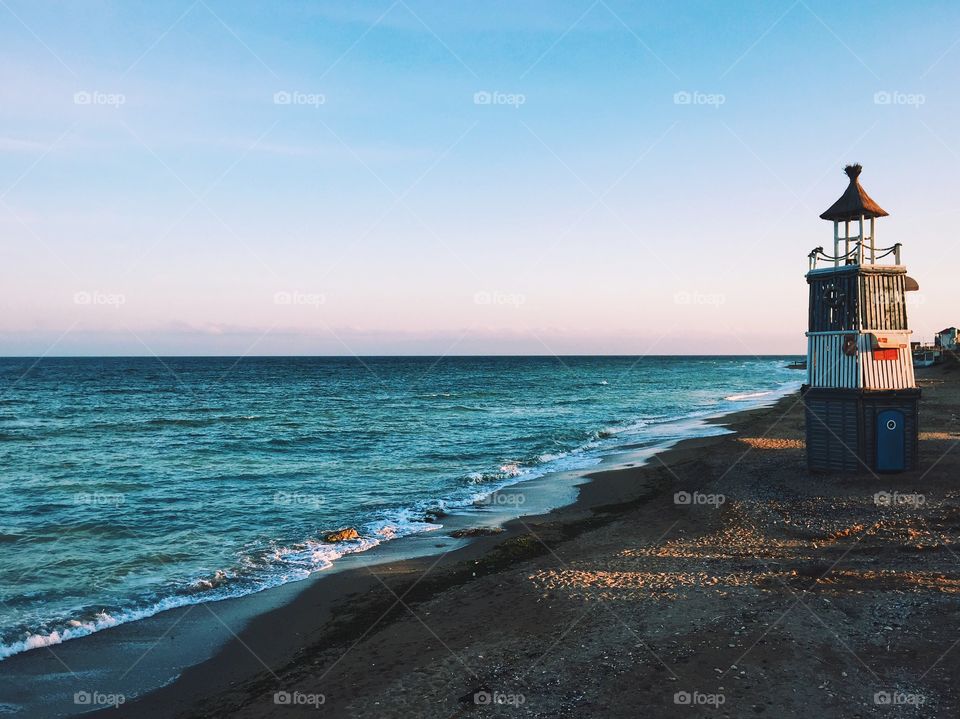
936;327;958;350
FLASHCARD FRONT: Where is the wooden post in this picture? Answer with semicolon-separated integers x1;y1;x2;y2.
895;242;901;264
833;221;839;267
858;215;865;264
869;217;876;264
844;220;850;263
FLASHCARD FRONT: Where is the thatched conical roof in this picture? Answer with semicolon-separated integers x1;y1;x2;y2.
819;164;889;221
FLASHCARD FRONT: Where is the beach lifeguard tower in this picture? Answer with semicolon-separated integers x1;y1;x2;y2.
802;165;920;473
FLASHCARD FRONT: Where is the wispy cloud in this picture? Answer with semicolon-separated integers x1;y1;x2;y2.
0;136;50;153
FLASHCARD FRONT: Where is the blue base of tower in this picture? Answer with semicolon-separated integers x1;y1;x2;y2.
801;386;920;473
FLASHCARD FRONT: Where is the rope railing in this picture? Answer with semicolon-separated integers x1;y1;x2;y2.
808;242;902;270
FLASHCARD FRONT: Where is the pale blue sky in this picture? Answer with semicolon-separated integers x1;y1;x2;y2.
1;1;957;355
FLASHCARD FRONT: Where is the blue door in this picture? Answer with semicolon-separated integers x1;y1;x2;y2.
876;409;906;472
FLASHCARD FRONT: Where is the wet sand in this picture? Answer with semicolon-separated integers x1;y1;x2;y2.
90;363;960;717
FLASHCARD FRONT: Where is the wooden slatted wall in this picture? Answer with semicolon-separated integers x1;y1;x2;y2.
858;333;916;390
804;393;862;472
859;272;907;331
807;333;859;388
808;271;858;332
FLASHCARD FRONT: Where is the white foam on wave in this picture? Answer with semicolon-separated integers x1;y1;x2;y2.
0;611;119;660
1;376;803;664
724;391;773;401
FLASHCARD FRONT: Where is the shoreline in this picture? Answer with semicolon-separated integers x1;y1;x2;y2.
0;379;800;718
91;363;960;718
77;386;804;718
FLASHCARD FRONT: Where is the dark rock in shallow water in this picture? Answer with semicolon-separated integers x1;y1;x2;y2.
323;528;361;542
449;527;504;538
423;508;449;523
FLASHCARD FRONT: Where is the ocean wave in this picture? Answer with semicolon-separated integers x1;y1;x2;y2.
0;373;803;663
724;391;773;401
0;511;445;662
0;610;120;661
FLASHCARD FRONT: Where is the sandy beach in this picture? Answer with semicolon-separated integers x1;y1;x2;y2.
79;361;960;718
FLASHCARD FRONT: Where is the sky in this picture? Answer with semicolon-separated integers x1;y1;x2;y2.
1;0;958;356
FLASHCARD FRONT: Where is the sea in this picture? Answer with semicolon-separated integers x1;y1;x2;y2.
0;355;801;662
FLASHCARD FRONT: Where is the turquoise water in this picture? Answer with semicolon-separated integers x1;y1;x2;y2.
0;356;800;660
